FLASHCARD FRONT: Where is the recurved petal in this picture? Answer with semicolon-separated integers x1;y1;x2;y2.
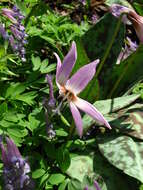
66;59;99;95
128;11;143;43
57;41;77;85
54;52;62;81
74;97;111;129
69;101;83;138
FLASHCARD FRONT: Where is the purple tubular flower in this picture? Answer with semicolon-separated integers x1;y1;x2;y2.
2;8;17;23
84;186;89;190
1;6;27;61
0;24;9;40
84;180;101;190
9;35;18;51
46;74;56;108
0;137;34;190
55;41;111;137
94;180;101;190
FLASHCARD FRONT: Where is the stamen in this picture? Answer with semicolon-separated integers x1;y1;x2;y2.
53;92;70;115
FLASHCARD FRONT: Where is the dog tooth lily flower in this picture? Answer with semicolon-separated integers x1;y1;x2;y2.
54;41;111;137
110;4;143;43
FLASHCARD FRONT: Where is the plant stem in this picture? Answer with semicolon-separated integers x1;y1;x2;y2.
67;121;75;140
95;15;123;78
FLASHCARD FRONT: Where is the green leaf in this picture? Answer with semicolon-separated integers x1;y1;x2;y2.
40;64;56;74
7;128;28;137
28;114;40;132
110;103;143;140
57;147;71;172
40;59;49;73
48;174;65;185
94;94;139;114
40;172;49;186
66;156;93;182
99;135;143;182
55;129;68;137
133;2;143;15
15;91;37;105
67;179;82;190
5;83;26;98
32;169;46;179
60;114;70;127
32;55;41;71
93;150;133;190
0;102;7;117
58;180;68;190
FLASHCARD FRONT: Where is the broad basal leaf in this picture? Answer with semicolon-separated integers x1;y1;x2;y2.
66;155;93;182
99;135;143;182
83;94;139;130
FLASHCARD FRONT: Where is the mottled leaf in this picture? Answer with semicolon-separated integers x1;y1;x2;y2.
99;135;143;182
83;94;139;130
66;156;93;182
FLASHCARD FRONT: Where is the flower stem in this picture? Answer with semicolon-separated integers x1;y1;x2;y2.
67;121;75;140
95;15;123;78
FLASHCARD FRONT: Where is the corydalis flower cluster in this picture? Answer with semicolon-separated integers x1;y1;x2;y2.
44;74;56;139
55;41;111;137
1;6;27;61
0;137;34;190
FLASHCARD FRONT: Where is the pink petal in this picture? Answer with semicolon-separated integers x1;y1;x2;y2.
128;11;143;43
54;52;62;86
65;59;99;95
69;102;83;137
57;41;77;85
94;180;101;190
74;98;111;129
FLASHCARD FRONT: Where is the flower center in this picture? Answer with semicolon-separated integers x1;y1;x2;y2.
60;86;76;102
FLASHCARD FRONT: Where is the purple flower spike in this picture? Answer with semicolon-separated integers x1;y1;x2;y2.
2;8;17;23
0;137;34;190
0;24;9;40
1;5;28;61
46;74;56;108
54;41;111;137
